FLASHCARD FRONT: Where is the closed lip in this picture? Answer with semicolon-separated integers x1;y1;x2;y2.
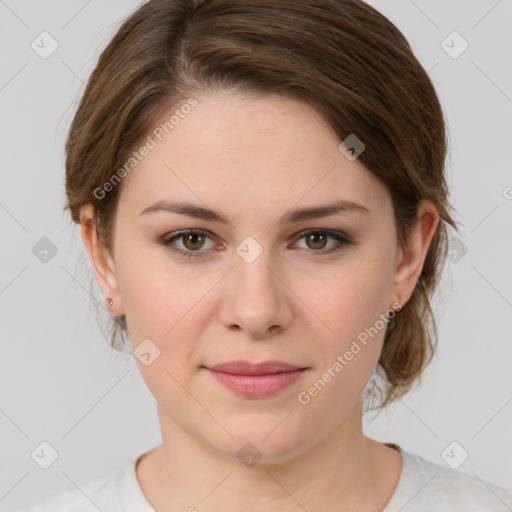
205;360;307;375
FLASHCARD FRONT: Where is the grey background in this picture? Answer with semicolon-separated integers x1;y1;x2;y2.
1;0;511;509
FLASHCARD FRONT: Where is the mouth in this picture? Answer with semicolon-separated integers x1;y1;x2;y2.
202;360;309;397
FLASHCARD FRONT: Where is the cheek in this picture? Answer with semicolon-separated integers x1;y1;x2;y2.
115;239;203;339
306;256;392;344
295;264;390;419
295;255;392;400
116;247;219;399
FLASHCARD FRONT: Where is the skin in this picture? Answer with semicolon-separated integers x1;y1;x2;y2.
80;92;439;511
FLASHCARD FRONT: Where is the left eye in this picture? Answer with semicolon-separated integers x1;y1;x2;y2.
294;230;349;252
160;229;351;258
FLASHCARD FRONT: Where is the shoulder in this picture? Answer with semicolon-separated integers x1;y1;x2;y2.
18;456;137;512
386;446;512;511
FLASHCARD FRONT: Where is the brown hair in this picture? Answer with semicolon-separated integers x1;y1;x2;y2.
64;0;459;410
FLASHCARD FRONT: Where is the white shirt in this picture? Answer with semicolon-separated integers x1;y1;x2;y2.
17;444;512;511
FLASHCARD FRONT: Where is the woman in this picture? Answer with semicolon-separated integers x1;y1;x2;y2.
22;0;512;510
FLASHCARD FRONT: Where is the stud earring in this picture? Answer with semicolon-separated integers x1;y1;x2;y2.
106;296;114;306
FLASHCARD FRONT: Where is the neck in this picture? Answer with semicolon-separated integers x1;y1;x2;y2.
136;402;397;511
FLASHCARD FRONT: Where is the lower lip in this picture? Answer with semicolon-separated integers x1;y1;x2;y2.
205;368;307;397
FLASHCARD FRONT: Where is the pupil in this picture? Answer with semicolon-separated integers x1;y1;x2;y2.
309;233;326;249
185;233;203;250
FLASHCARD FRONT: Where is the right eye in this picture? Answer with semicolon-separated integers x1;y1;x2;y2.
160;229;217;258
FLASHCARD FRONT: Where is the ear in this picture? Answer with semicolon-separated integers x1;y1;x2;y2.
80;204;125;316
390;200;440;307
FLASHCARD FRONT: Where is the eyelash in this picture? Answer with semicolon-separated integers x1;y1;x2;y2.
160;229;352;259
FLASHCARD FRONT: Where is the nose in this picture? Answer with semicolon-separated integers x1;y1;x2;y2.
218;247;293;339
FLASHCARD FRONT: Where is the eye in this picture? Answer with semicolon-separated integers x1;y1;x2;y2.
292;229;352;254
161;230;217;258
159;228;351;259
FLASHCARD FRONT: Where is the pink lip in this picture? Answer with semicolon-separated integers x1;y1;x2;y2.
203;360;308;397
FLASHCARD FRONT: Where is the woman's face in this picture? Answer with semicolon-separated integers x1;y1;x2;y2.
93;93;427;463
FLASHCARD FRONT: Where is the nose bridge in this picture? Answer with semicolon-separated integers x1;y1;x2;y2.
220;235;292;336
233;237;280;305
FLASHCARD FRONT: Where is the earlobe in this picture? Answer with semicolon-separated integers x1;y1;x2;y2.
391;200;439;307
79;204;124;315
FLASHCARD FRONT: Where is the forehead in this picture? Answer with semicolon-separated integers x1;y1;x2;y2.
118;93;388;218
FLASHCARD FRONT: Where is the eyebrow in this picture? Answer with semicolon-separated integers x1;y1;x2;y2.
139;199;370;225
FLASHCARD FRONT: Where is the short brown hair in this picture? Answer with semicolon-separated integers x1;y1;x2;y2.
64;0;460;410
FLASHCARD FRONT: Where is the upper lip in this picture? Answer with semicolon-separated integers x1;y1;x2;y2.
205;360;306;375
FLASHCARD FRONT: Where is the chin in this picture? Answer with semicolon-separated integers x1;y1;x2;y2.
204;417;314;467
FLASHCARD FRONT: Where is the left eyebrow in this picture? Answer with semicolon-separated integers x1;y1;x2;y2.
138;199;370;225
279;200;370;224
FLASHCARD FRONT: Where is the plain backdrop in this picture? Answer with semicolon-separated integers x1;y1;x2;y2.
1;0;511;509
